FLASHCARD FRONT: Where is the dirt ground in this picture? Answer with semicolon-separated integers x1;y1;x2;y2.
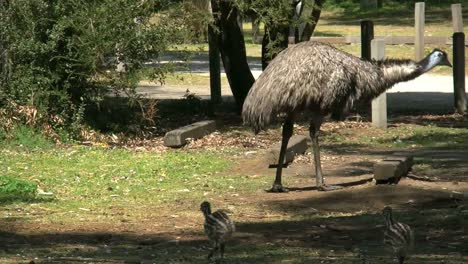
2;154;467;264
1;115;468;264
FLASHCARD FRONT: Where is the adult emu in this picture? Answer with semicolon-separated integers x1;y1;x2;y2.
242;41;451;192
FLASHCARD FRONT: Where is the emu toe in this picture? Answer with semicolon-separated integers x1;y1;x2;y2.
268;184;289;193
318;184;343;192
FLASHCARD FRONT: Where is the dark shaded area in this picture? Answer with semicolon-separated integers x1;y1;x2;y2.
1;184;467;263
286;177;373;192
412;149;468;181
391;114;468;128
387;93;457;115
0;197;53;207
263;185;467;257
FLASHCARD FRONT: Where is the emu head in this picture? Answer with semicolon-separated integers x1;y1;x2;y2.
200;201;211;215
422;49;452;70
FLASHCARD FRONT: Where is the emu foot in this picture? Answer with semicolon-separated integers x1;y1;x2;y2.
267;184;289;193
207;249;216;260
318;185;343;192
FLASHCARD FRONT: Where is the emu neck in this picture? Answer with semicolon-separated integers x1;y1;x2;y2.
357;59;423;100
378;54;441;89
380;60;422;86
418;54;442;73
384;214;395;228
202;208;211;218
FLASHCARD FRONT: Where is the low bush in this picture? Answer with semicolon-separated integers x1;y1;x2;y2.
0;0;187;139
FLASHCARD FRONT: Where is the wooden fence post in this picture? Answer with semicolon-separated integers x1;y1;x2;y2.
453;32;466;114
415;2;425;60
371;39;387;128
208;1;222;104
361;20;374;61
451;3;464;33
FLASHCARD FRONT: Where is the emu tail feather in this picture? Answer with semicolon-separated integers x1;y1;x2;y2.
242;98;273;134
242;83;277;134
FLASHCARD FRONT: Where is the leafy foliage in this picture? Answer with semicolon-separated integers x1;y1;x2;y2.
236;0;319;60
235;0;290;61
180;0;213;43
0;0;185;136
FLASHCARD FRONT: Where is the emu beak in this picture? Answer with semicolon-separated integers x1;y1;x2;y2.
441;57;452;68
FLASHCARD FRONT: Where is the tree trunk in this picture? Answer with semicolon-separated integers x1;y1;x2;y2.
300;0;323;42
211;0;255;109
207;1;221;104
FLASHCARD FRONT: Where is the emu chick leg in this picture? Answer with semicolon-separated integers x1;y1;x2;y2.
271;115;294;192
398;256;405;264
220;243;225;259
208;241;218;259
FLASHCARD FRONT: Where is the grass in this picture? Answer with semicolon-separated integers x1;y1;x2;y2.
1;122;466;213
4;125;54;149
321;123;468;151
0;120;467;263
413;154;468;180
0;176;37;203
0;145;265;225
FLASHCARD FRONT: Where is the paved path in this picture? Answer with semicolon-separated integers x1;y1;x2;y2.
138;57;467;113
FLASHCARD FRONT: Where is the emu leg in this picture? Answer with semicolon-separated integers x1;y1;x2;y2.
310;118;343;191
207;241;218;259
398;256;405;264
220;242;225;259
270;115;294;193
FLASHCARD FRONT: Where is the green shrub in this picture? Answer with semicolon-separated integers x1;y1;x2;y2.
0;0;186;135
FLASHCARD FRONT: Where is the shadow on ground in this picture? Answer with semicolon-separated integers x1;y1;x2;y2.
1;184;467;264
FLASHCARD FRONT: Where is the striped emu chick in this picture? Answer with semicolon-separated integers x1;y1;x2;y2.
200;201;235;260
382;206;414;264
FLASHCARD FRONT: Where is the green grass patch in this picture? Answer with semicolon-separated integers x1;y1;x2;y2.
322;124;468;150
3;125;54;149
0;145;264;224
0;176;37;203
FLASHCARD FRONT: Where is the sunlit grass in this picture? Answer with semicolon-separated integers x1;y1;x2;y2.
0;145;268;224
321;123;468;150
